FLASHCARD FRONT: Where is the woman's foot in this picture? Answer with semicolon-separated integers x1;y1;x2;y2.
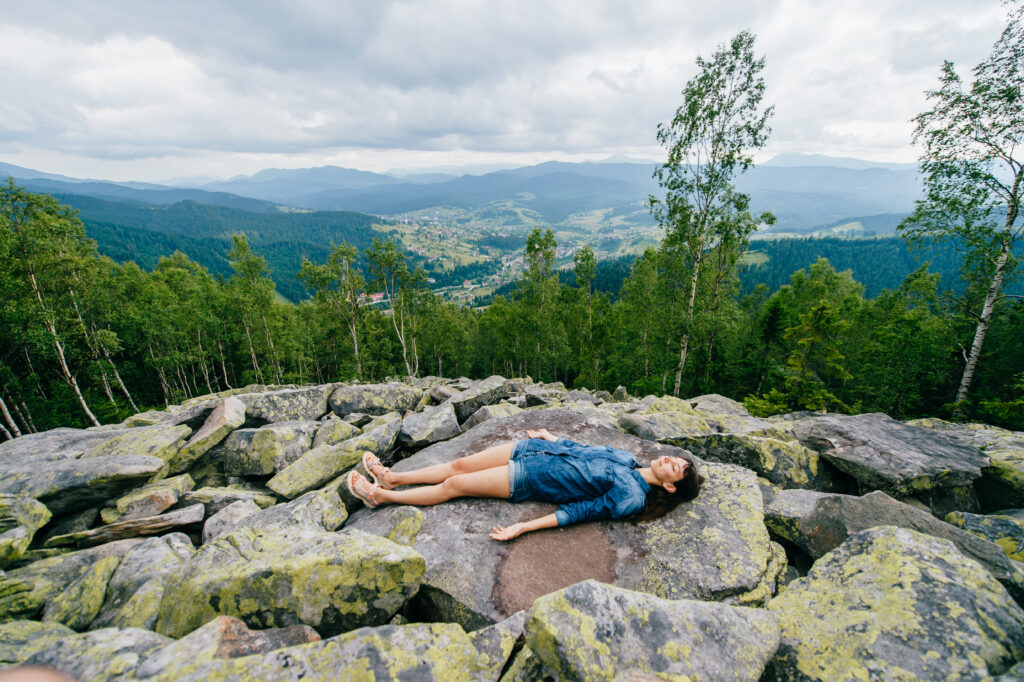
360;452;394;489
346;471;383;508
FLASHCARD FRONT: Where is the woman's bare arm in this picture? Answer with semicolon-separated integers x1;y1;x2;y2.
489;513;559;541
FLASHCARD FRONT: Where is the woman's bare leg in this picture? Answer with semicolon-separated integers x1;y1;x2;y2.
383;441;515;487
352;466;510;506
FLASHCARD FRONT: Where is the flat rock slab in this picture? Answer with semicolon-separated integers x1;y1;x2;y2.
81;423;191;464
142;622;497;682
237;385;334;423
328;382;423;417
155;525;425;639
108;474;194;523
349;408;786;630
0;494;51;568
399;402;461;447
790;412;987;496
44;504;206;549
460;402;522;432
180;485;278;515
449;375;513;422
527;580;780;681
766;526;1024;681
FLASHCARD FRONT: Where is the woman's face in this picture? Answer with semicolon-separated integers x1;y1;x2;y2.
652;455;689;485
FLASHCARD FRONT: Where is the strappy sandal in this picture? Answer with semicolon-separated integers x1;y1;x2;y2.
358;452;393;490
346;470;380;508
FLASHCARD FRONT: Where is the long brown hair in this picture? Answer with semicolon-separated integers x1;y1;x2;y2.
633;455;705;523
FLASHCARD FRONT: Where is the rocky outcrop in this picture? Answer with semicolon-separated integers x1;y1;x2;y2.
766;526;1024;680
0;377;1022;680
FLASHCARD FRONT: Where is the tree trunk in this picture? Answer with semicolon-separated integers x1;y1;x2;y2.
23;349;46;399
217;339;232;390
348;320;363;380
0;395;21;438
0;422;11;441
673;245;704;398
100;369;117;405
20;403;37;433
261;314;282;384
149;345;170;406
241;317;262;382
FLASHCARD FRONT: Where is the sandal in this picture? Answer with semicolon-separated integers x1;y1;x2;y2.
358;452;393;490
346;470;380;508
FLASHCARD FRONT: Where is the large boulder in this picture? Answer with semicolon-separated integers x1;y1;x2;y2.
91;535;190;630
765;526;1024;681
0;619;74;666
142;622;501;682
213;420;319;476
0;428;166;515
44;504;205;549
168;397;245;474
102;474;194;524
42;555;121;630
0;495;51;568
399;402;461;447
22;627;171;682
764;489;1024;600
460;402;522;432
348;408;786;630
180;484;278;515
202;499;262;543
328;382;423;417
311;418;360;449
155;525;425;638
450;375;514;422
267;415;400;499
230;485;348;535
618;398;716;442
791;412;988;508
236;385;335;423
82;423;192;465
526;580;780;681
0;539;143;622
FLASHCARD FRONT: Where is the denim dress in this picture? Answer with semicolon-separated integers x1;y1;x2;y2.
509;437;651;527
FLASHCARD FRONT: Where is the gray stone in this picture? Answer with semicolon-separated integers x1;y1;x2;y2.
399;402;461;447
611;385;629;402
92;536;188;629
527;580;780;681
790;412;988;498
235;384;335;423
106;474;194;523
44;504;205;549
686;393;751;417
0;495;51;568
180;485;279;515
213;420;319;476
461;402;523;432
230;485;348;534
328;382;423;417
469;611;526;680
946;509;1024;563
202;499;262;543
766;526;1024;681
169;397;246;474
450;375;514;421
311;418;360;449
0;619;74;666
348;408;785;630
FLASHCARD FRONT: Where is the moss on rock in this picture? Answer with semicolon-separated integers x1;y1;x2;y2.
0;494;51;568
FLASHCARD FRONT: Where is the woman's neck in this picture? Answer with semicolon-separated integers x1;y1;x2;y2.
638;467;660;487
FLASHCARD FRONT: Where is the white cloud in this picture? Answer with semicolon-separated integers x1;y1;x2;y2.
0;0;1010;181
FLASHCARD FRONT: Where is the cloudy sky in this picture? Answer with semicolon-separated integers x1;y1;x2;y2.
0;1;1009;182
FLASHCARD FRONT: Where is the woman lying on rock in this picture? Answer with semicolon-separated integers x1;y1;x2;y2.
345;428;704;541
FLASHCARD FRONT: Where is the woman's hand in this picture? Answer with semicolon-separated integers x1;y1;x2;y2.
525;428;557;442
489;523;527;541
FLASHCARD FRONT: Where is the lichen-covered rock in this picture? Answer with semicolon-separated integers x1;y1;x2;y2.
42;555;121;630
311;418;361;448
214;420;319;476
169;397;245;474
0;619;74;666
399;402;460;447
180;484;278;515
155;525;425;638
790;412;987;499
909;419;1024;512
686;393;751;417
765;526;1024;681
143;622;496;682
522;382;566;407
469;611;526;680
135;615;320;679
122;399;218;430
92;536;188;630
0;495;51;568
450;375;514;421
202;498;262;543
44;504;205;549
22;627;171;682
237;385;335;423
349;408;785;630
527;580;780;681
461;402;522;432
230;485;348;534
267;416;400;499
0;539;143;622
619;409;715;442
82;423;192;466
947;509;1024;563
106;474;194;523
675;433;850;492
329;382;423;417
348;505;423;548
765;489;1024;601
